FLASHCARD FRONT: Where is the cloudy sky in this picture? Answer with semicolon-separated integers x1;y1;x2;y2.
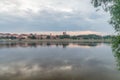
0;0;114;34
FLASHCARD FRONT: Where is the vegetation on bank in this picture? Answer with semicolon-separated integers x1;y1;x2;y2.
92;0;120;70
0;34;114;40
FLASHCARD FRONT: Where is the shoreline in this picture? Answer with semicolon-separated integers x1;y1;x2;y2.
0;39;111;43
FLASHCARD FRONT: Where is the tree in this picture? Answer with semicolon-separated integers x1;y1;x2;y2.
91;0;112;9
92;0;120;70
46;35;51;39
59;35;70;39
28;34;36;39
112;35;120;70
92;0;120;33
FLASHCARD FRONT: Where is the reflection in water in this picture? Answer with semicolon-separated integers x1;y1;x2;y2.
0;42;110;49
112;36;120;70
0;42;120;80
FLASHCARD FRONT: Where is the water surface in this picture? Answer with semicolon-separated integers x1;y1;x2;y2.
0;42;120;80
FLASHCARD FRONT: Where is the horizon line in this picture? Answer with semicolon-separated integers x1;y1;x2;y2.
0;31;114;36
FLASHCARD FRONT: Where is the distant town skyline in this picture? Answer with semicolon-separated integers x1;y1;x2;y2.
0;31;113;41
0;0;114;34
0;31;113;36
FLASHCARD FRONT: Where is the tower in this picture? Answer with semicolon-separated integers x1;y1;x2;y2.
63;32;67;35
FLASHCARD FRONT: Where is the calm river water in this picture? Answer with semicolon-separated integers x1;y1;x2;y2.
0;42;120;80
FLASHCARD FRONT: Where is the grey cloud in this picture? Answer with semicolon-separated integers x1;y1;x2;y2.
0;0;114;34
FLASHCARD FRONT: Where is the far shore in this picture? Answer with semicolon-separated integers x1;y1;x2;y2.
0;39;112;43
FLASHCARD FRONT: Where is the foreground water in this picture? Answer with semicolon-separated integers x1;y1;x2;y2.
0;42;120;80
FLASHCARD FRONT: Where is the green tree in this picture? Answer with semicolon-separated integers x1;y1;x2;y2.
112;35;120;70
92;0;120;70
28;34;36;39
59;35;70;39
92;0;120;32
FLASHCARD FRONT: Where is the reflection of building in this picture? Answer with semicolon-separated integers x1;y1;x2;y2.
0;42;101;49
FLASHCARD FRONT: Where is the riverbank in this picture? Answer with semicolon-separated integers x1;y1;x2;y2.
0;39;112;43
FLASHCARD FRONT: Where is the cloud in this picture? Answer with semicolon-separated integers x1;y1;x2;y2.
0;0;114;34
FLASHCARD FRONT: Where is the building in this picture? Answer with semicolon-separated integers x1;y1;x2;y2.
63;32;67;35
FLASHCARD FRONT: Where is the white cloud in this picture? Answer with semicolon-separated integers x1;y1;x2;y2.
0;0;103;16
0;0;114;34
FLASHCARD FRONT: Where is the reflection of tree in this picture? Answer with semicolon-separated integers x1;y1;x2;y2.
62;43;69;48
46;42;51;47
0;42;104;49
78;42;98;47
112;35;120;70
